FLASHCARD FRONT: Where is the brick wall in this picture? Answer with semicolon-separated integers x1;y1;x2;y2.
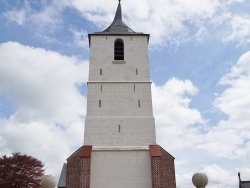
150;145;176;188
66;146;92;188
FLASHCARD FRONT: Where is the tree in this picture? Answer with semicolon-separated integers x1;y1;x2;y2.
0;152;45;188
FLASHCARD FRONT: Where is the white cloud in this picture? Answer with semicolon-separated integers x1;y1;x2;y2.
2;0;249;48
69;27;89;49
3;1;62;34
153;52;250;162
224;15;250;46
3;9;26;25
31;7;62;33
152;78;204;149
0;119;84;176
0;41;88;177
202;164;238;188
69;0;221;47
224;0;246;6
185;51;250;186
66;0;249;48
0;41;88;124
200;51;250;158
151;51;250;187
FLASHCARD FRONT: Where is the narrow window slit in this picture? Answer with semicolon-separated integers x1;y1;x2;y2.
100;69;102;75
136;68;138;75
101;85;102;92
118;125;121;133
99;100;101;107
138;100;140;107
134;84;136;92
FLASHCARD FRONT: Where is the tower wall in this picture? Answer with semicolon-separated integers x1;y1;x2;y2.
90;149;152;188
88;35;150;82
84;117;155;146
58;3;176;186
86;82;153;117
84;35;156;146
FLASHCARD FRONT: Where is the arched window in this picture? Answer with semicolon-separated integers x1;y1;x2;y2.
114;39;124;60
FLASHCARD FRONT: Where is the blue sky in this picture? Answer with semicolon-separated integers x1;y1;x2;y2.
0;0;250;187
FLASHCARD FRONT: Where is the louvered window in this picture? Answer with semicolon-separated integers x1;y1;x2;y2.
114;39;124;60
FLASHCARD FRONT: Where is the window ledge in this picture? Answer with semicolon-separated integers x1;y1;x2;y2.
112;60;126;64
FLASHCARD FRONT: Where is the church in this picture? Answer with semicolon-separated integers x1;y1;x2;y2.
58;1;176;187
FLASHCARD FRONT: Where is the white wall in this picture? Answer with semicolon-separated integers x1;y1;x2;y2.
86;82;153;117
88;35;150;82
84;117;156;146
84;34;155;187
90;150;152;188
84;34;156;146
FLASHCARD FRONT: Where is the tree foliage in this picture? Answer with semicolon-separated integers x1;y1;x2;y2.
0;152;45;188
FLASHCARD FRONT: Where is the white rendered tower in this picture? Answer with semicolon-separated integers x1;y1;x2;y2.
58;1;176;188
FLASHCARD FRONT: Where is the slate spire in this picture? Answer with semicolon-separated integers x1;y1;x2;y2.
102;0;136;33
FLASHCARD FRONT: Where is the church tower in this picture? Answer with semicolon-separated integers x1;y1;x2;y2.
58;1;176;188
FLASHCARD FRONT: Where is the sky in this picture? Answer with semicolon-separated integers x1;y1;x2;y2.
0;0;250;187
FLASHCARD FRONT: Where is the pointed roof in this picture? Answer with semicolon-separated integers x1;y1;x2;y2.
88;0;150;44
102;0;136;33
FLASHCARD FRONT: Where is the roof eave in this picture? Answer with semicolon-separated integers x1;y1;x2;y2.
88;33;150;47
